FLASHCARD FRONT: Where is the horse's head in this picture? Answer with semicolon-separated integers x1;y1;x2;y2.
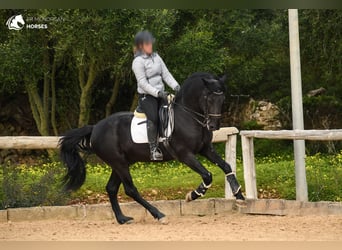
178;72;228;131
201;75;227;131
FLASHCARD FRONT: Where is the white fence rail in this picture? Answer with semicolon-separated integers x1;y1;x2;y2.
240;129;342;199
0;127;239;199
0;136;61;149
2;128;342;201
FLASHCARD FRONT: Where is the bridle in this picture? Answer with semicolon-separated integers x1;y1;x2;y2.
174;90;224;129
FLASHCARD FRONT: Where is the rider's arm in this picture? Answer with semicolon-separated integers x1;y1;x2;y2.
157;54;180;91
132;57;160;98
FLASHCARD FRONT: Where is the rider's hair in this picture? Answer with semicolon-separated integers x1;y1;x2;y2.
132;45;139;55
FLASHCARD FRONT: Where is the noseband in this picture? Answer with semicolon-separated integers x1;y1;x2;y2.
174;90;224;129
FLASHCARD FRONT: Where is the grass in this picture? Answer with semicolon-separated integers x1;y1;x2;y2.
76;159;229;203
1;149;342;209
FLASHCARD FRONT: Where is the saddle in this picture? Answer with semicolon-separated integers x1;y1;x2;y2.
131;95;175;144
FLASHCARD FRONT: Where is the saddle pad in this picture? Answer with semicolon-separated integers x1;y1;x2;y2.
131;117;149;144
130;117;172;144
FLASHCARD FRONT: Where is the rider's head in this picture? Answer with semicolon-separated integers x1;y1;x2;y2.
134;30;155;55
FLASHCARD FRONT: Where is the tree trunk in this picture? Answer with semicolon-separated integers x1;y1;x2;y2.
51;59;58;135
105;75;120;117
43;49;50;130
130;92;139;112
26;83;41;133
25;48;54;136
25;82;49;136
78;60;97;127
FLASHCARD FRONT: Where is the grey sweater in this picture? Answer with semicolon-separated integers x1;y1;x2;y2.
132;52;179;98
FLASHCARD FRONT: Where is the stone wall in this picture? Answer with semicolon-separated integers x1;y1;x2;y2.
242;99;282;130
222;98;282;130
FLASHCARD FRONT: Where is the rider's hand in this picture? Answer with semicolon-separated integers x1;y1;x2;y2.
158;91;169;101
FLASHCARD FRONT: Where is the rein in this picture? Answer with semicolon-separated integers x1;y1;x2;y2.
174;90;224;128
174;103;208;127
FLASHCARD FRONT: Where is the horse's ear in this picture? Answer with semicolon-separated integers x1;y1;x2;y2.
220;74;228;84
202;78;218;90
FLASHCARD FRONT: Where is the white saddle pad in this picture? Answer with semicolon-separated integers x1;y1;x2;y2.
131;117;149;144
130;116;172;144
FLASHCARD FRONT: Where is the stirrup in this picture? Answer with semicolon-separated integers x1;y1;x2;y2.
150;148;163;161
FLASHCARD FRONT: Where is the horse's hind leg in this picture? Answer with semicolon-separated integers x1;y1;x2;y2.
118;165;167;223
106;170;133;224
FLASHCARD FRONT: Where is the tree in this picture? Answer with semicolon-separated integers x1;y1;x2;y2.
299;10;342;96
0;9;341;141
0;9;58;136
53;10;117;127
165;18;228;82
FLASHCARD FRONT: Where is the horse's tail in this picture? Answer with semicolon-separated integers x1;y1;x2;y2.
59;125;94;191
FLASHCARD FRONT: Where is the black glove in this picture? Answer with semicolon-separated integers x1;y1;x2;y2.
158;91;169;101
174;85;181;94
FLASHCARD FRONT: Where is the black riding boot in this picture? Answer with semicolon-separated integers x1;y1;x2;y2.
147;120;163;161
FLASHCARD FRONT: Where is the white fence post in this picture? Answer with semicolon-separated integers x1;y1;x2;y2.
289;9;308;202
225;134;237;199
239;129;342;201
241;135;257;199
211;127;239;199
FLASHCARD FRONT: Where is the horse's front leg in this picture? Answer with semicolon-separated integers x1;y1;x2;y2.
200;144;246;203
179;153;213;202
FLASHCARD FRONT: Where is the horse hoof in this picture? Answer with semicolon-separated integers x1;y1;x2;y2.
235;199;247;208
185;192;192;202
118;216;134;225
124;219;135;224
159;216;169;225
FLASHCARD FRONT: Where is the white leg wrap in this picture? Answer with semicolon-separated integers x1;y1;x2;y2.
233;185;241;195
202;182;212;189
194;190;204;197
225;172;235;177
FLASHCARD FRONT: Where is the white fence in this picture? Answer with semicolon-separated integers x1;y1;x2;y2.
2;128;342;201
240;129;342;199
0;127;239;199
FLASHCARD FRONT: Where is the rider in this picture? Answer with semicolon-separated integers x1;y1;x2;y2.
132;30;180;161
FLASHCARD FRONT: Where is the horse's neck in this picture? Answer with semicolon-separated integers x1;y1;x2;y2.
174;99;205;128
177;93;202;114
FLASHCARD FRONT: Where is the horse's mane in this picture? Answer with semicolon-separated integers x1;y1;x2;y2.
176;72;223;102
181;72;216;90
186;72;218;81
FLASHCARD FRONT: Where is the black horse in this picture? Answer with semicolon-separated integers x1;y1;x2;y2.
59;72;245;224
